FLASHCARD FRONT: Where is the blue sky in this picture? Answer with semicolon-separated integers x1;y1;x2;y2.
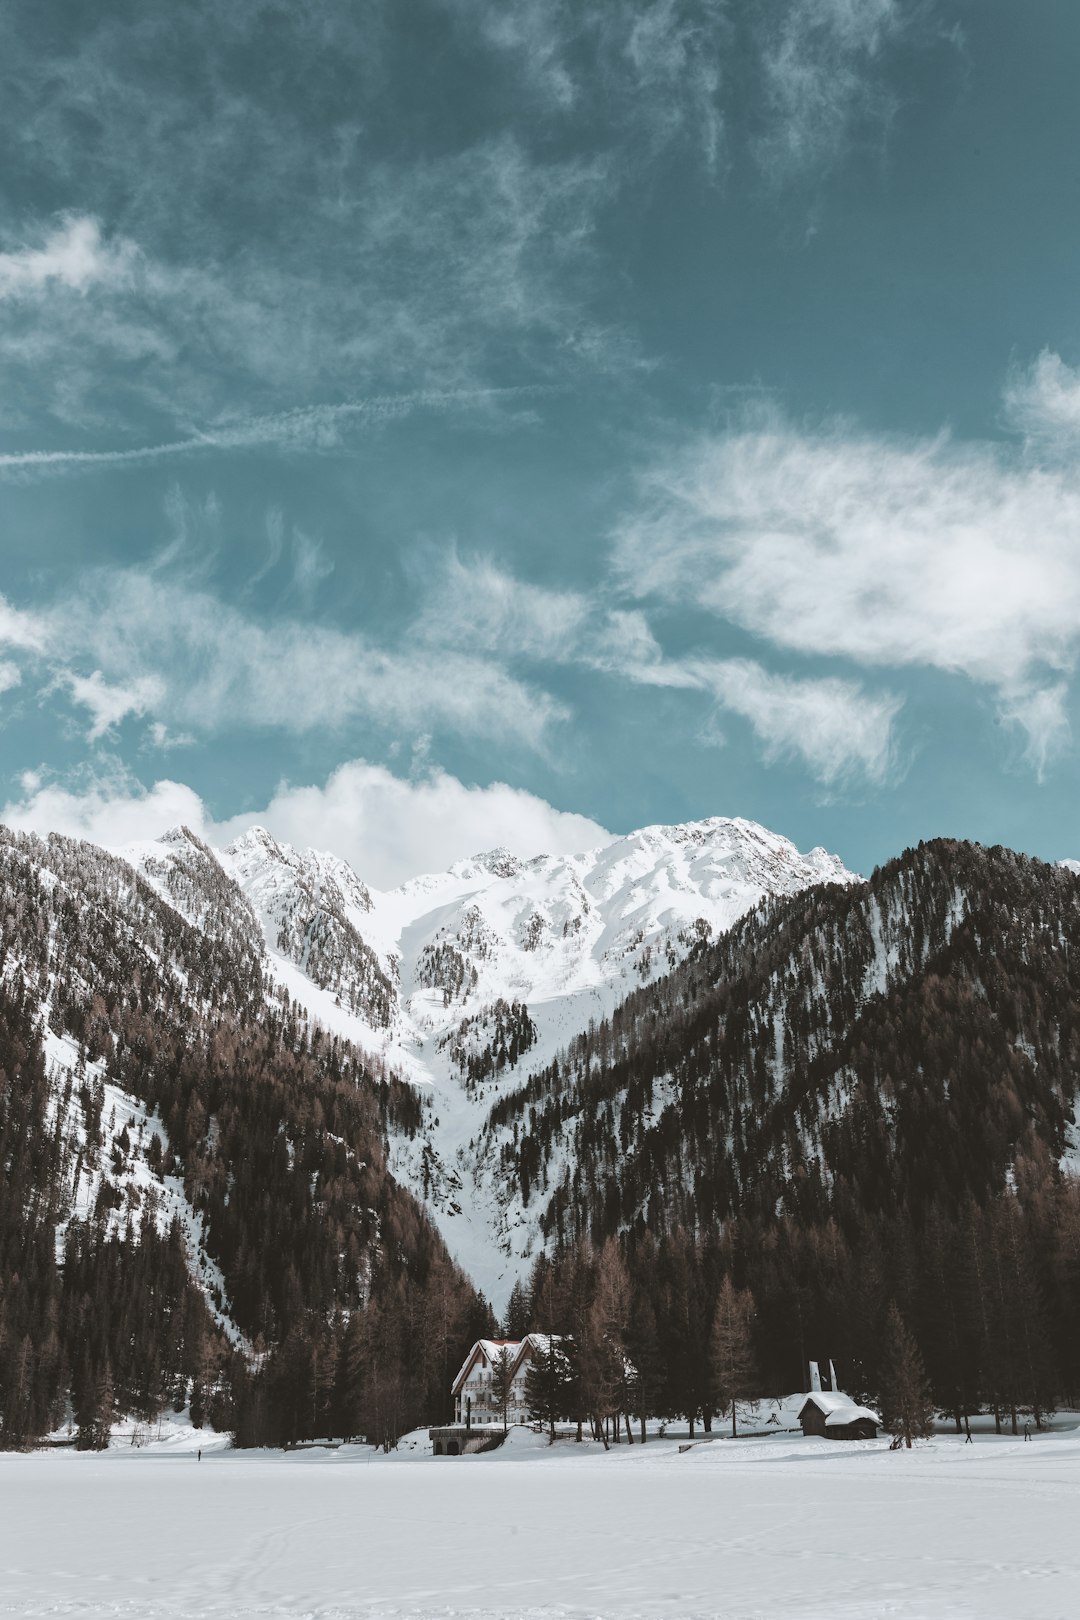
1;0;1079;884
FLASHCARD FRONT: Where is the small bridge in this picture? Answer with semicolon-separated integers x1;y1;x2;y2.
429;1425;508;1456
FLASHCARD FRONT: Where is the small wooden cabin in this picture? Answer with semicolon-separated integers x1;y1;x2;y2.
798;1392;879;1441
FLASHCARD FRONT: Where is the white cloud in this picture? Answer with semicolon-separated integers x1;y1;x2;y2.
686;657;902;785
289;531;335;604
0;387;543;479
416;550;902;784
451;0;940;188
1002;350;1080;452
998;682;1071;781
417;550;670;675
0;772;208;851
0;130;612;440
145;720;196;752
445;0;728;175
0;215;137;299
0;660;21;695
45;568;565;751
613;411;1080;763
211;760;610;887
65;670;165;741
414;550;591;662
0;760;610;889
753;0;914;182
0;592;48;652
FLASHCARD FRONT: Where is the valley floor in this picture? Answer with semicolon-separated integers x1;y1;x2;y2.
3;1425;1077;1620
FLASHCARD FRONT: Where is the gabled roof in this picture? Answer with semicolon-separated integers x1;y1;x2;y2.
510;1332;569;1375
798;1391;880;1427
451;1333;572;1395
451;1339;522;1395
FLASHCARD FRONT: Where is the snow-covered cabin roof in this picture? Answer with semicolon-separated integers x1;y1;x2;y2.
799;1392;880;1427
514;1333;571;1373
451;1339;522;1395
451;1333;572;1394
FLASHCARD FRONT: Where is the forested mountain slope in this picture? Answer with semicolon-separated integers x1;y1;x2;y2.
485;840;1080;1249
491;842;1080;1430
119;816;855;1303
7;820;1078;1449
0;827;486;1449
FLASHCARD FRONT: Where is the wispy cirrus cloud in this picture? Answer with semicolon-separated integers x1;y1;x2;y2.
753;0;921;183
443;0;949;186
679;657;903;785
0;215;137;299
612;374;1080;771
0;385;552;479
25;565;565;754
62;670;165;743
445;0;729;176
0;0;948;448
416;549;904;786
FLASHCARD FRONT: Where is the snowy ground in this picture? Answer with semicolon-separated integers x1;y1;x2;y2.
5;1424;1079;1620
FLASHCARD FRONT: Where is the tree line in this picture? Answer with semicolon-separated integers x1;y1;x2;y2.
504;1152;1079;1444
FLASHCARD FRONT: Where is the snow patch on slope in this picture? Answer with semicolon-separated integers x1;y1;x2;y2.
118;816;858;1310
41;1030;248;1350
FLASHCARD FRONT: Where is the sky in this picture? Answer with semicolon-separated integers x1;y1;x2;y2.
1;0;1079;886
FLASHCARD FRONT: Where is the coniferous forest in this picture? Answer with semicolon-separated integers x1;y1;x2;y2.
0;827;490;1450
493;841;1080;1438
3;826;1080;1447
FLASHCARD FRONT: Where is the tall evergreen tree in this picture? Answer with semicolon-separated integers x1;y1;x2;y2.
523;1338;566;1442
710;1275;757;1438
879;1304;933;1449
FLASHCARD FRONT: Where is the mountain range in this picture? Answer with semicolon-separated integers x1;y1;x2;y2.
121;816;856;1303
2;812;1079;1446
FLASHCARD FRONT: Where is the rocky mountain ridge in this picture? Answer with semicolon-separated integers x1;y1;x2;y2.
117;815;857;1303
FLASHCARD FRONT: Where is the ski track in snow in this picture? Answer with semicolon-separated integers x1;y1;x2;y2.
3;1425;1080;1619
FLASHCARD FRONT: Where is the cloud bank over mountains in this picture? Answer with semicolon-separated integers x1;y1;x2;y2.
1;759;609;890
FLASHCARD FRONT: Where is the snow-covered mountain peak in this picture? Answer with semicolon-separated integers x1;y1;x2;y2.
450;847;527;882
224;825;374;916
225;822;286;865
113;808;858;1304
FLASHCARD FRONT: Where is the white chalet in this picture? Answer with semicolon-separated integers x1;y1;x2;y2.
451;1334;561;1427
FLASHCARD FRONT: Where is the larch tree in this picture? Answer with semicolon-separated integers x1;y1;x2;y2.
710;1275;757;1438
879;1303;933;1449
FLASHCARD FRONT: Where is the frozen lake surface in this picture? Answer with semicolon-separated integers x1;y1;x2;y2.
3;1425;1078;1620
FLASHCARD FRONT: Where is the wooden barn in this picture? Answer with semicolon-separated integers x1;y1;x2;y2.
798;1391;879;1441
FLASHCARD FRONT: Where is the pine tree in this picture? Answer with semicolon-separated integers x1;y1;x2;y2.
76;1359;114;1452
523;1338;566;1441
879;1303;933;1449
503;1278;531;1340
710;1276;757;1437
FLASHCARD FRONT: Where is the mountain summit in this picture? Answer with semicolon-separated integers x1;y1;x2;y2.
118;815;857;1301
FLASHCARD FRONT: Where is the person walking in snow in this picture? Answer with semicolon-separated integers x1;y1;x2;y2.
198;1448;202;1462
1023;1422;1031;1442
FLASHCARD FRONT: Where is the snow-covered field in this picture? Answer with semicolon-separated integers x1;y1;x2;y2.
5;1425;1078;1620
